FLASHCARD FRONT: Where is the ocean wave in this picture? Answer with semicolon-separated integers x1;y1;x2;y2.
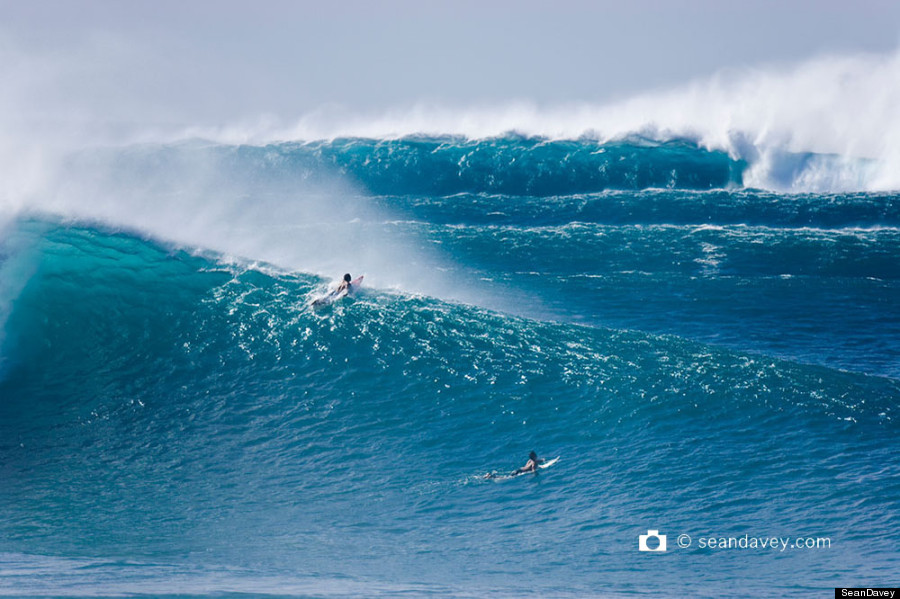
65;136;894;200
3;49;900;208
161;49;900;194
1;221;898;594
2;222;895;421
68;136;744;197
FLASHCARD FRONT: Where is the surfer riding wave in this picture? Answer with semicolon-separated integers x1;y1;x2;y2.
311;273;363;307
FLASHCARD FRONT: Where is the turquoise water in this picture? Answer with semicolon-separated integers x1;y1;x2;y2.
1;138;898;597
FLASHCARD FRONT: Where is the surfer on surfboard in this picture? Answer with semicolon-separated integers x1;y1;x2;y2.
335;273;353;294
484;451;546;479
512;451;544;475
311;273;363;307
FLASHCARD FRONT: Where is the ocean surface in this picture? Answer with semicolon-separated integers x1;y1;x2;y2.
1;136;898;597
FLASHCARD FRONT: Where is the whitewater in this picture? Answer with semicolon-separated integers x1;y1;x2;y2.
1;49;899;598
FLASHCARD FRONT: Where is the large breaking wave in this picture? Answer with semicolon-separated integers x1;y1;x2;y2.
1;221;898;596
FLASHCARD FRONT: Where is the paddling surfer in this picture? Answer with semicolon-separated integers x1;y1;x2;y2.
335;273;353;295
311;273;354;307
484;450;544;479
512;451;543;475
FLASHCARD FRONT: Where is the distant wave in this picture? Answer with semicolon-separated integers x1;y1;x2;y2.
76;135;888;198
280;136;746;194
170;50;900;194
86;137;744;196
2;50;898;225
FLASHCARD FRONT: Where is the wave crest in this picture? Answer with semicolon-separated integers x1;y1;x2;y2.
184;50;900;193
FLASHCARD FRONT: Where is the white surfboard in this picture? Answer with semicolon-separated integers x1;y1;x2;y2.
538;456;560;470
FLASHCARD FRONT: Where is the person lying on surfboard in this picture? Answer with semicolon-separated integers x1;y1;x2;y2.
335;273;353;295
512;451;544;475
482;451;545;479
311;274;363;308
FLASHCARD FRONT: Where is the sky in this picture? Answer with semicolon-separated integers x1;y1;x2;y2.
2;0;900;132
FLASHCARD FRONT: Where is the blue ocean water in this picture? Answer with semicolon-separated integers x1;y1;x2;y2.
1;137;898;597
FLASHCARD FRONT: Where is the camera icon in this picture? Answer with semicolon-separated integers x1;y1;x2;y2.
638;529;667;552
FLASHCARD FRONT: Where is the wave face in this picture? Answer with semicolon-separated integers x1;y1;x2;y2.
283;137;745;195
72;136;745;197
1;140;899;597
65;135;889;198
